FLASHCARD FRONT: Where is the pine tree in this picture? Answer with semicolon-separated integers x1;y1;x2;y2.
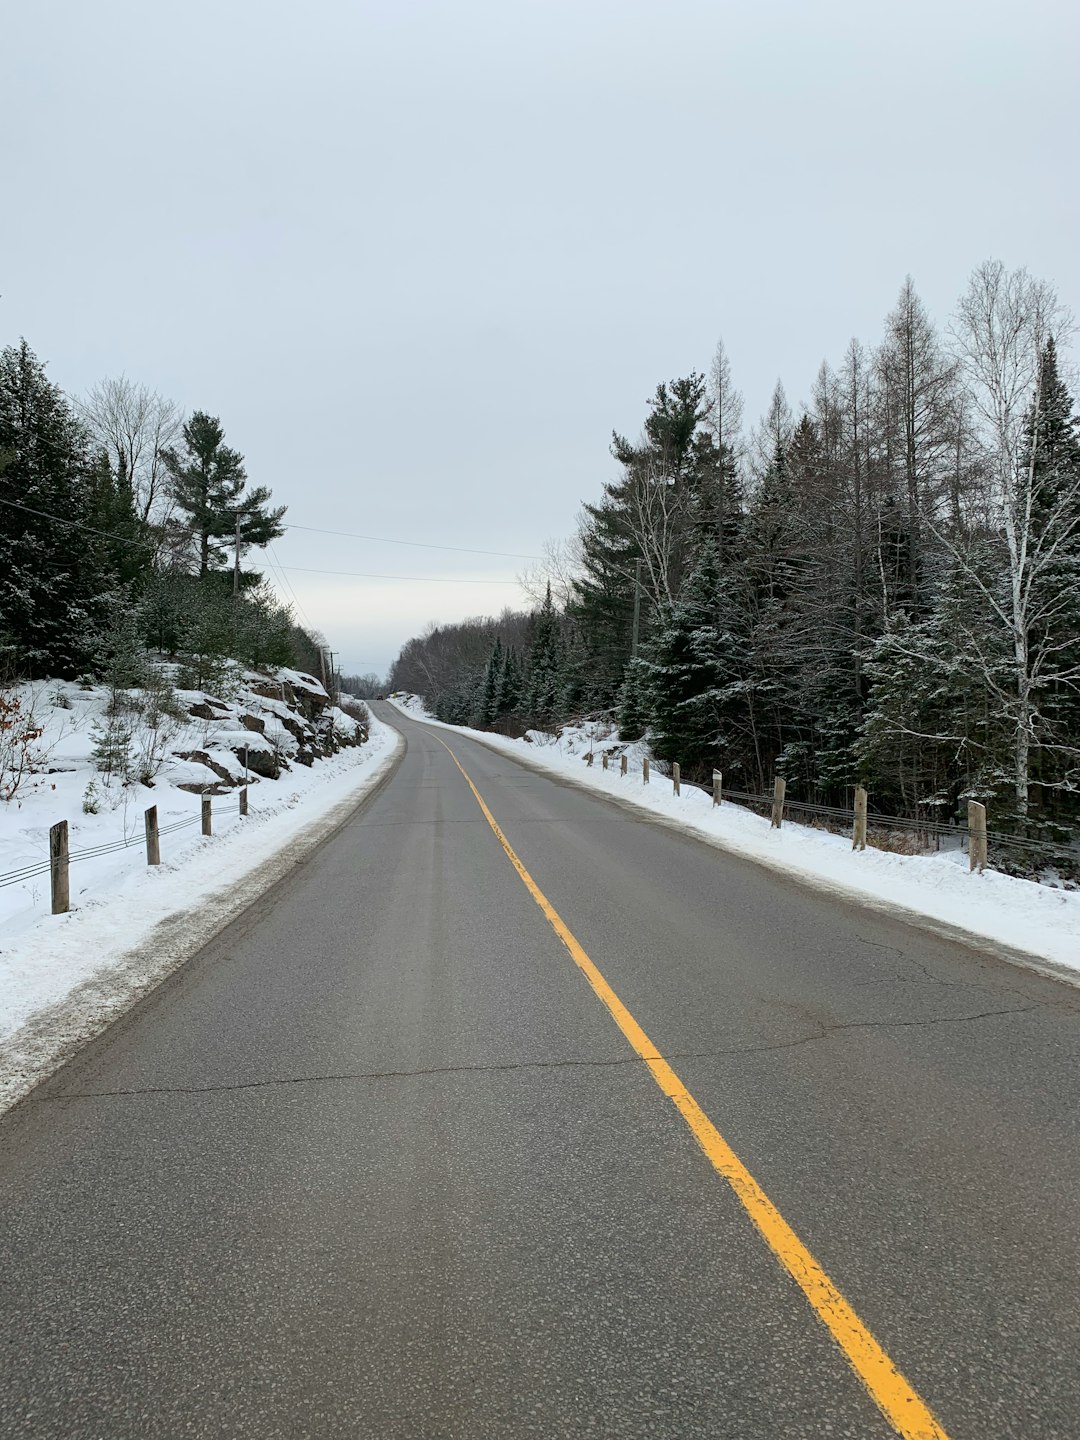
162;412;285;580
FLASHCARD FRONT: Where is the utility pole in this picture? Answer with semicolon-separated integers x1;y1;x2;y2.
631;557;642;658
328;651;340;705
233;511;242;596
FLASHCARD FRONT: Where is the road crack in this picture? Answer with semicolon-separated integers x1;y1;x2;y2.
38;1000;1041;1101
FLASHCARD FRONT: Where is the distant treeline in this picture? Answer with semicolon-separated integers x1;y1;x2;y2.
390;263;1080;858
0;342;325;689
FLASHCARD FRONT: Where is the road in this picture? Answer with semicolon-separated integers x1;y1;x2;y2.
1;703;1078;1438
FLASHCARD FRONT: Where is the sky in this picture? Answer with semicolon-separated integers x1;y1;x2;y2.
3;0;1078;677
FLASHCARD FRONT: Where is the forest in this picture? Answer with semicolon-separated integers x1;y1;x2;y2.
0;341;327;693
390;262;1080;865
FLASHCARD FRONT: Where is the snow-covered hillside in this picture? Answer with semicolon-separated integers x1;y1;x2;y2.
0;666;366;942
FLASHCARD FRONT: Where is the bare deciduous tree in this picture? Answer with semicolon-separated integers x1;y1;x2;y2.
78;376;183;529
707;337;744;465
518;536;582;610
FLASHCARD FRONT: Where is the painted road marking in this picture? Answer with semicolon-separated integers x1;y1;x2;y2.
436;736;952;1440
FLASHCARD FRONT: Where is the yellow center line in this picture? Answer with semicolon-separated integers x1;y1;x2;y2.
435;735;952;1440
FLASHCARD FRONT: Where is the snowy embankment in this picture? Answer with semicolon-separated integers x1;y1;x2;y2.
0;673;400;1112
389;695;1080;984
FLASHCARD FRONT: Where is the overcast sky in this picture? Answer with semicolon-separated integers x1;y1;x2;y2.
4;0;1077;677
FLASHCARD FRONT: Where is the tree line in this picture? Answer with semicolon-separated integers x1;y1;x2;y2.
389;261;1080;860
0;339;324;691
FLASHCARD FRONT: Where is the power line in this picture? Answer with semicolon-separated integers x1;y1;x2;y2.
0;498;525;586
0;498;542;563
266;541;315;630
284;522;542;561
280;565;521;585
0;496;147;546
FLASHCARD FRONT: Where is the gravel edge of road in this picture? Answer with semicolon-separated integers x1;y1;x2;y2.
395;709;1080;995
0;731;406;1119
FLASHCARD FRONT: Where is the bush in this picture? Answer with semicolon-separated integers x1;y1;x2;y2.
0;689;46;801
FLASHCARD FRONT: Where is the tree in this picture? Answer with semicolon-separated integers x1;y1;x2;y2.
162;411;285;580
946;261;1075;818
525;584;563;727
474;638;503;727
77;375;182;532
641;546;728;771
874;278;959;610
707;338;744;469
0;341;117;677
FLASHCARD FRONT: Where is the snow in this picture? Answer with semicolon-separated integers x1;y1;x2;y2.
388;695;1080;984
0;675;400;1113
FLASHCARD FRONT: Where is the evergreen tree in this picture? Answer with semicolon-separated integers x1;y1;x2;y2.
617;658;649;740
162;412;285;580
525;584;563;727
640;545;731;773
0;341;119;677
473;638;503;727
1019;337;1080;814
495;645;520;717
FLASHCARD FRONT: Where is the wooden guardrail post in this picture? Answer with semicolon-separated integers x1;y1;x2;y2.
672;762;680;796
852;786;867;851
602;752;608;770
968;800;987;873
620;754;627;777
712;770;722;807
145;806;161;865
771;776;786;829
201;796;212;836
239;786;249;817
49;819;69;914
586;750;593;767
643;756;650;785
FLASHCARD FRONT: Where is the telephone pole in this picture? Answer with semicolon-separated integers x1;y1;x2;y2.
631;558;642;658
233;512;243;596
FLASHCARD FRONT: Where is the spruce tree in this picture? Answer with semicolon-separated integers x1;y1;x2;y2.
1020;337;1080;817
0;341;123;677
525;584;562;728
474;638;503;727
641;546;730;772
495;645;520;717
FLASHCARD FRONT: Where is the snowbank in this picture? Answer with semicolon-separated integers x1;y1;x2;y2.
0;676;400;1113
388;695;1080;983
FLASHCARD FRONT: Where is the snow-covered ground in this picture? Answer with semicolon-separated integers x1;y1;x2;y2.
0;674;400;1112
389;695;1080;984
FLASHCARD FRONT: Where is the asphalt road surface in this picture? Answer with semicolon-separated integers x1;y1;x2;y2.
2;703;1078;1438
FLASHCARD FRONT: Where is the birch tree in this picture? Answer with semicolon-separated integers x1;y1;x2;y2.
947;260;1075;817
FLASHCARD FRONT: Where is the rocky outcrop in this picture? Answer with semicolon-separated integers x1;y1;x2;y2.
172;668;361;792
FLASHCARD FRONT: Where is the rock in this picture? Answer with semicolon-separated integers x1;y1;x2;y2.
188;700;229;721
237;746;280;780
175;750;238;786
240;714;266;734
